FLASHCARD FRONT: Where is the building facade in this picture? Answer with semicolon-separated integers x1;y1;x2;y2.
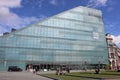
106;34;120;70
0;6;108;71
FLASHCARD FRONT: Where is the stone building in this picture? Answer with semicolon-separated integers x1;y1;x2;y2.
106;33;120;70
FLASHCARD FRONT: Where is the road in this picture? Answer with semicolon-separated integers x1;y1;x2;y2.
0;71;52;80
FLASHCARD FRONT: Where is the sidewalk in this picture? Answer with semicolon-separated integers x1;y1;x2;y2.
0;71;52;80
37;69;95;74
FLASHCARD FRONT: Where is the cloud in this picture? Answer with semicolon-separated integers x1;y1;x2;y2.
0;0;21;8
0;0;43;33
49;0;65;6
111;35;120;47
87;0;108;8
50;0;58;5
0;25;9;36
104;21;120;36
10;15;46;29
0;34;3;36
107;7;114;12
37;0;44;8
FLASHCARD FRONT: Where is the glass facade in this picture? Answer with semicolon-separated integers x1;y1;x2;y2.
0;6;108;71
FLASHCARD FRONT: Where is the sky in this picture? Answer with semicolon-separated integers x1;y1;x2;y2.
0;0;120;47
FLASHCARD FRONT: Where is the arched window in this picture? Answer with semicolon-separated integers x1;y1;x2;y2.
112;60;115;67
111;53;114;58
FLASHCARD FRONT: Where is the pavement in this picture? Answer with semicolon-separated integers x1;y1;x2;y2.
0;71;52;80
0;70;120;80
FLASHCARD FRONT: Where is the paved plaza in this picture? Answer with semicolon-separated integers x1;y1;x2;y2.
0;72;52;80
0;71;120;80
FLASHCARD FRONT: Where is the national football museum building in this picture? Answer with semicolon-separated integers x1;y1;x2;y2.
0;6;108;71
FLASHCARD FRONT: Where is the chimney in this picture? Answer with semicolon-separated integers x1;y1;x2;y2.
11;28;16;32
3;32;9;35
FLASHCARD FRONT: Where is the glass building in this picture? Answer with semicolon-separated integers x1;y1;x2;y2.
0;6;108;71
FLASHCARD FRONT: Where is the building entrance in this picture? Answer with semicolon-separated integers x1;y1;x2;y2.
26;64;57;71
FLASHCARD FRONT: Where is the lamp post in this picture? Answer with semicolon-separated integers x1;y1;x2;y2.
98;61;100;69
98;57;101;69
4;60;7;71
84;61;87;71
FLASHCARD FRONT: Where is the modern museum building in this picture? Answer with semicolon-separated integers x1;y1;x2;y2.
0;6;108;71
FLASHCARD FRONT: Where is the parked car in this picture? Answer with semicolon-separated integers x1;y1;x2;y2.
8;66;22;72
117;68;120;72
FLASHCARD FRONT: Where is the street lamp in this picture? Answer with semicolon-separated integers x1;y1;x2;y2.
98;57;101;69
4;60;7;71
84;61;87;71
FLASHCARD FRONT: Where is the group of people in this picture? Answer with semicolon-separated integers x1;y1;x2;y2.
56;67;70;75
95;68;100;74
33;67;39;74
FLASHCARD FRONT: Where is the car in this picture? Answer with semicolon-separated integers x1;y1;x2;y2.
8;66;22;72
117;69;120;72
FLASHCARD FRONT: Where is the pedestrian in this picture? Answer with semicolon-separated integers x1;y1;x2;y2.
35;67;38;74
33;68;36;74
95;67;100;74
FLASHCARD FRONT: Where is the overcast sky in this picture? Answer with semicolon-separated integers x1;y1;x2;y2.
0;0;120;47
